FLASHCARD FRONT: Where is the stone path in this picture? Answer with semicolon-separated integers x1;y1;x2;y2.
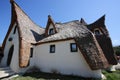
0;67;18;80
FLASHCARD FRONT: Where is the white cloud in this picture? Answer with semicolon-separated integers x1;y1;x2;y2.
112;40;120;46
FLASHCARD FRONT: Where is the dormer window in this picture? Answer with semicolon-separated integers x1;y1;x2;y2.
45;16;57;36
94;30;100;35
94;28;102;35
49;28;54;35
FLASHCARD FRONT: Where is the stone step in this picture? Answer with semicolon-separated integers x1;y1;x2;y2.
1;74;19;80
0;71;15;79
0;67;17;79
0;69;14;74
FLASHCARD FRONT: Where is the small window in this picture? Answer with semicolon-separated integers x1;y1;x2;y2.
13;26;17;34
49;28;54;35
70;43;78;52
94;30;100;35
94;29;102;35
8;37;13;41
30;48;33;58
50;45;55;53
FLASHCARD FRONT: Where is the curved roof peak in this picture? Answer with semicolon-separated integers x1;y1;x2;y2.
80;18;87;25
10;0;45;42
10;0;14;3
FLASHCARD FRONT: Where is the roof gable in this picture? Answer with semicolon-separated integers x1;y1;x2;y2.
80;18;87;25
45;15;57;36
86;15;109;36
12;1;45;43
87;15;105;29
87;15;117;65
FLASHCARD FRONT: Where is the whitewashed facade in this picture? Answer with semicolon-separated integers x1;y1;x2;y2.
1;23;19;72
31;40;102;78
0;0;117;79
0;23;28;73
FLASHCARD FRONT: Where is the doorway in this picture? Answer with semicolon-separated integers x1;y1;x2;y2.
7;45;14;66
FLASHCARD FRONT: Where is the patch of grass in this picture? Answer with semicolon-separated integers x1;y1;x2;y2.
102;70;120;80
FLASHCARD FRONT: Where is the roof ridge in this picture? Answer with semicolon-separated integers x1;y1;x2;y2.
59;20;79;24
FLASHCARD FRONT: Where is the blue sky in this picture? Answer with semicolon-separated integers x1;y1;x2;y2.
0;0;120;46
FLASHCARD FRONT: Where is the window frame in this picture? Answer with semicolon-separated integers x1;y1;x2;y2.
49;28;54;35
13;25;17;34
8;37;13;41
94;28;102;35
30;48;33;58
70;43;78;52
50;45;55;53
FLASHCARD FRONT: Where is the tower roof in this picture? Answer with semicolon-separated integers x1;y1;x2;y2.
10;0;45;42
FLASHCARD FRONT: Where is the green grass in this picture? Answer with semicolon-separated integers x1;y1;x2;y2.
102;70;120;80
12;70;120;80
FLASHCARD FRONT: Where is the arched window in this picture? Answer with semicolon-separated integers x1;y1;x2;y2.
13;25;17;34
94;28;102;35
7;45;14;66
49;28;54;35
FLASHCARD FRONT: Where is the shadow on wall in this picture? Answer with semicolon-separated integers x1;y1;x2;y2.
31;30;45;42
0;47;3;63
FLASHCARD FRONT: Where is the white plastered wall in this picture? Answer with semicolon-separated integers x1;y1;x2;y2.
0;23;37;73
33;39;102;78
0;23;29;73
1;23;20;72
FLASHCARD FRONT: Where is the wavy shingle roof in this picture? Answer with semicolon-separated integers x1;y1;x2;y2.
14;2;45;42
35;20;109;70
2;0;117;68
